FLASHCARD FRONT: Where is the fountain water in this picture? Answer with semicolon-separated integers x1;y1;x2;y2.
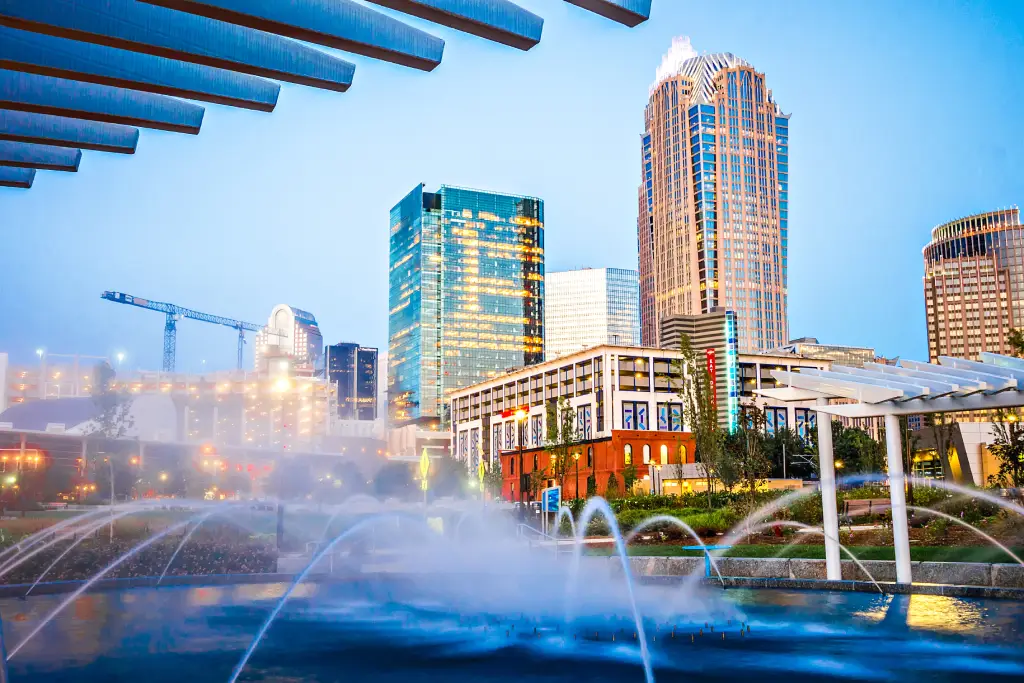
554;505;577;539
158;502;249;585
568;498;655;683
226;511;434;683
7;512;213;660
906;505;1024;566
622;515;724;583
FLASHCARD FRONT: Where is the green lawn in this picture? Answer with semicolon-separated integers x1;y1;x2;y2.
586;544;1024;563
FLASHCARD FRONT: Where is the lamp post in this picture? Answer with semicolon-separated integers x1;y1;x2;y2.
419;446;430;506
573;451;580;500
515;408;527;506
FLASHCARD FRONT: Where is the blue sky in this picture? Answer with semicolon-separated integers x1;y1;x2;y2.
2;0;1022;371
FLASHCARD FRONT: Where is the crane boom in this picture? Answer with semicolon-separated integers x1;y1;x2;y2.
101;291;262;372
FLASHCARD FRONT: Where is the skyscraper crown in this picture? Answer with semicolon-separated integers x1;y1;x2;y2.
651;36;751;102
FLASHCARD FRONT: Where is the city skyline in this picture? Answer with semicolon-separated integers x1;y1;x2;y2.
2;1;1022;370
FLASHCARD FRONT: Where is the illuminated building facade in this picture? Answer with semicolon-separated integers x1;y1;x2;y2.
639;37;789;352
545;268;640;360
254;304;324;374
923;207;1023;361
0;352;107;411
389;184;544;424
326;343;378;421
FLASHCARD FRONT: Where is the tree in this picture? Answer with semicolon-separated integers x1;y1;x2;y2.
545;397;579;490
528;466;547;500
1009;328;1024;357
432;454;469;498
763;427;805;478
90;362;134;439
989;410;1024;488
622;463;638;494
605;472;620;499
586;474;597;498
731;405;772;502
674;335;724;504
923;413;956;482
832;423;885;474
481;458;504;499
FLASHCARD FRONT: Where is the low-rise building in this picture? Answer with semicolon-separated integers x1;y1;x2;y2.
448;345;695;501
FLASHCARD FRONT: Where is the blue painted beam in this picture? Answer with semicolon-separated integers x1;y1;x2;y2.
0;140;81;172
563;0;651;27
140;0;444;71
0;70;204;134
0;26;279;112
0;0;354;92
366;0;542;50
0;166;33;188
0;110;138;154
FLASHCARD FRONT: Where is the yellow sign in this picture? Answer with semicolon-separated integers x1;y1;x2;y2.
419;447;430;479
478;458;486;483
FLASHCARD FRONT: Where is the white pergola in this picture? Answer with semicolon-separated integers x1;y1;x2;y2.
757;351;1024;584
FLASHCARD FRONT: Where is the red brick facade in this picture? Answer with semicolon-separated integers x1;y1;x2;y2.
500;429;695;501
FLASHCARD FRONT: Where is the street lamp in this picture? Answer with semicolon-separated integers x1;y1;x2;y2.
515;408;527;507
573;451;580;500
116;352;125;368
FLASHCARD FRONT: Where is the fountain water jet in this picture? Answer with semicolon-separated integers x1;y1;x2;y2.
227;511;435;683
623;515;724;583
7;512;214;660
158;502;250;585
567;498;655;683
906;505;1024;566
554;506;577;539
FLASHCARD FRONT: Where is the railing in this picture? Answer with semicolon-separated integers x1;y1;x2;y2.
516;523;570;555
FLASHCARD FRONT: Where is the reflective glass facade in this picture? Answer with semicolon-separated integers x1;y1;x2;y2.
923;208;1023;361
639;48;788;352
545;268;640;359
326;343;378;420
389;184;544;424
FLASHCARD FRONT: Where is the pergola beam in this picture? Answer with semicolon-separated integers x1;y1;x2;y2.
0;26;280;112
0;0;355;92
0;70;204;134
0;140;81;171
366;0;543;50
0;109;139;154
140;0;445;71
563;0;651;26
0;165;33;187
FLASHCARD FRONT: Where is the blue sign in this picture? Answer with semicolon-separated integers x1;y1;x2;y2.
542;486;561;513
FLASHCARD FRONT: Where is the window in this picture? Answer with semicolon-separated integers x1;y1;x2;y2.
505;422;514;449
492;424;501;456
660;444;668;465
624;444;633;466
623;401;649;430
657;402;684;431
587;446;593;468
510;457;515;475
794;407;815;444
677;444;687;464
642;444;651;464
577;405;593;440
531;414;543;446
533;454;539;470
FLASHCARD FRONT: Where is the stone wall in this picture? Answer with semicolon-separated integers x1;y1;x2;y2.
621;556;1024;589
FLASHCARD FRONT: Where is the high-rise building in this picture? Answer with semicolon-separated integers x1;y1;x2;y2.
254;305;324;375
659;309;739;430
326;343;378;421
388;184;544;425
923;207;1023;361
639;37;789;352
545;267;640;360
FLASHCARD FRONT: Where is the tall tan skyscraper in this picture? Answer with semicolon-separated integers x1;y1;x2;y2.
923;207;1023;361
639;38;789;351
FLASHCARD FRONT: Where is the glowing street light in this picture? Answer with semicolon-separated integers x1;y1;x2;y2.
419;447;431;501
116;352;125;367
159;472;168;482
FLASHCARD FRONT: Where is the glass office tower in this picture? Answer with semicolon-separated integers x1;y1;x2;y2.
388;184;544;424
326;343;378;420
639;38;789;351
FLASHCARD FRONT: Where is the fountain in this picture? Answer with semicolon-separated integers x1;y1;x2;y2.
0;493;1019;683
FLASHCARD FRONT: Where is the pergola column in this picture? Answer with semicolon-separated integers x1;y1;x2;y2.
815;398;842;581
884;413;912;584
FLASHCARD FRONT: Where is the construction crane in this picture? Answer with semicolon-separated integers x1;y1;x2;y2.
101;291;262;372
